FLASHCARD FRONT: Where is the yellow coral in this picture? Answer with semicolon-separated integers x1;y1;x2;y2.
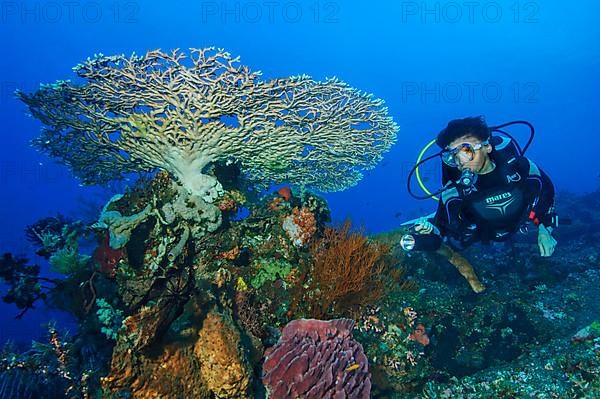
236;276;248;292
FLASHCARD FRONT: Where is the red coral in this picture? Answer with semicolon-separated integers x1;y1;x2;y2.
218;197;237;212
269;197;284;211
277;186;292;201
220;245;240;261
262;318;371;399
93;231;125;278
408;323;430;346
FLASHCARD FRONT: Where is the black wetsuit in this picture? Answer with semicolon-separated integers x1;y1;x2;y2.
431;136;555;250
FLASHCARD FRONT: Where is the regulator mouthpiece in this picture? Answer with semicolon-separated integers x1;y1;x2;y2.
459;169;477;187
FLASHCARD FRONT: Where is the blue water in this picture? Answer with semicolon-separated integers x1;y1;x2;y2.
1;0;599;350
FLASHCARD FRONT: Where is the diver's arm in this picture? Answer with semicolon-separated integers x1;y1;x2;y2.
431;200;447;236
537;224;557;256
432;183;464;238
400;194;449;252
521;158;556;227
521;158;557;256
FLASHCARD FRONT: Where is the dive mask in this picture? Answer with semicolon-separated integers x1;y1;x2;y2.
441;141;489;167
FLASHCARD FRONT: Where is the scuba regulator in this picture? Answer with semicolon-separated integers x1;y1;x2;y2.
458;168;477;188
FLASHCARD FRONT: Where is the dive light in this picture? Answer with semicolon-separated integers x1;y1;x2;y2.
400;233;442;252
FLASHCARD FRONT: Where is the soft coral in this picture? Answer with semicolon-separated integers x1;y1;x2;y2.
93;231;125;278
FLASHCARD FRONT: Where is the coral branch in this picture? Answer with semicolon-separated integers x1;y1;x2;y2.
308;221;390;318
18;47;398;196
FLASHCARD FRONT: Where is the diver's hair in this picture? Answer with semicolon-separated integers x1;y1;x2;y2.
436;116;491;148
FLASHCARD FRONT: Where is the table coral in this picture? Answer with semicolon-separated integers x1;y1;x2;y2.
18;47;398;208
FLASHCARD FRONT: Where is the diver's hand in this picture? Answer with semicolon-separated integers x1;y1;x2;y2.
413;219;440;235
538;224;557;257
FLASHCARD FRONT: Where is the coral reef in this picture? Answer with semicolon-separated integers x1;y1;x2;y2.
282;206;317;247
4;179;600;398
262;318;371;398
196;310;252;399
250;258;293;289
101;336;206;399
5;45;398;399
8;43;600;399
307;220;391;318
101;304;252;399
0;327;97;399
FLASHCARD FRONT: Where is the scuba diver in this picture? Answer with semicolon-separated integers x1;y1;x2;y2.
403;116;557;293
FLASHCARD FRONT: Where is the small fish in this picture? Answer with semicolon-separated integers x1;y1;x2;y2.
345;363;360;371
394;212;403;218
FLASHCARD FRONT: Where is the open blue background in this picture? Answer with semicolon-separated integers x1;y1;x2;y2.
1;0;599;344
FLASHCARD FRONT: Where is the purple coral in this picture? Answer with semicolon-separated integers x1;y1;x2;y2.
262;318;371;399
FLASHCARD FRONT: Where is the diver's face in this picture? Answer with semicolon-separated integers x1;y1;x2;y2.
447;135;491;173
